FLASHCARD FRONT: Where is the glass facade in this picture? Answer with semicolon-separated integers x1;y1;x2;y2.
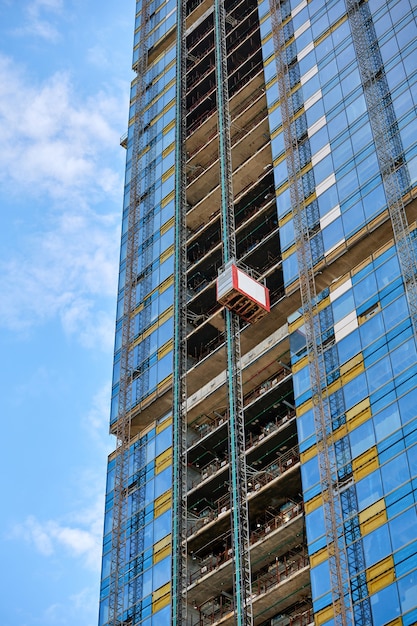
98;0;417;624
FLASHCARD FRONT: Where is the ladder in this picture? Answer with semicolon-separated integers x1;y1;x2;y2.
172;0;188;622
346;0;417;337
107;2;150;624
268;3;352;624
214;1;253;624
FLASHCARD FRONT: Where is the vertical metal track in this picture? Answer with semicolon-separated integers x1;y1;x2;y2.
346;0;417;338
108;2;149;624
214;2;253;625
172;0;188;623
268;3;352;625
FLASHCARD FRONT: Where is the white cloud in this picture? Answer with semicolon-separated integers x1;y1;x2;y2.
0;54;126;201
11;496;104;572
0;54;126;348
0;210;120;348
84;383;114;452
15;0;64;42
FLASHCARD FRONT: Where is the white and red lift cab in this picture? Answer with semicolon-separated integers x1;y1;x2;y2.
216;260;270;324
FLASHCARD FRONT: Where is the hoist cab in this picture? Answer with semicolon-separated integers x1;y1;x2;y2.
216;260;270;324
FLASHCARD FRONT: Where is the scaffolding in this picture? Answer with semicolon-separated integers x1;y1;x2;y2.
172;0;188;623
346;0;417;338
107;1;150;625
268;2;353;625
214;0;253;624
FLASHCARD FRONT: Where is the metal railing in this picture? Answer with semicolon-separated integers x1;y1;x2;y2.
188;501;303;585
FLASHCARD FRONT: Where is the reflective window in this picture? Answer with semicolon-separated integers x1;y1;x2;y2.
155;424;172;455
297;407;315;443
153;555;171;590
306;506;325;544
152;604;170;626
154;509;171;543
311;559;331;600
373;402;401;442
367;355;393;393
398;570;417;615
390;507;417;553
350;419;375;459
301;454;320;491
155;466;172;498
363;523;391;567
343;371;367;410
370;582;401;626
381;452;410;495
332;290;355;324
337;328;361;364
293;366;311;399
356;469;383;511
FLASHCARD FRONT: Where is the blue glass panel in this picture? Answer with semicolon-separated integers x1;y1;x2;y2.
311;558;331;599
390;506;417;553
293;366;311;400
404;607;417;626
363;523;392;568
386;491;414;519
301;455;320;491
392;339;417;378
337;328;361;364
349;419;375;459
297;407;315;443
366;355;393;394
155;466;172;498
154;509;171;543
381;452;410;494
398;570;417;615
359;313;385;350
356;469;383;511
373;402;401;443
155;425;172;455
152;604;170;626
306;505;325;544
398;387;417;425
343;371;367;411
152;555;171;591
370;582;401;626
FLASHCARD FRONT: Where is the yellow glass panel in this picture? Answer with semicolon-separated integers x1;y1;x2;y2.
292;354;309;374
301;446;317;463
160;245;174;265
310;547;328;567
359;499;387;536
367;555;395;594
154;490;171;517
155;447;172;475
160;216;174;234
296;397;313;417
154;534;171;564
346;398;371;431
156;415;172;433
341;355;364;383
152;583;171;612
305;493;323;514
353;445;379;481
315;604;334;625
158;340;173;360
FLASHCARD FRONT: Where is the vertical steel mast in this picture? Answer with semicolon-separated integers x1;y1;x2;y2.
172;0;188;622
346;0;417;338
268;2;352;624
213;2;253;625
108;1;150;624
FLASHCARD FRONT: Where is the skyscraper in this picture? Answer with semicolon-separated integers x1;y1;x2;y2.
98;0;417;625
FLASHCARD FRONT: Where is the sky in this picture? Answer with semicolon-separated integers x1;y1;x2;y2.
0;1;135;624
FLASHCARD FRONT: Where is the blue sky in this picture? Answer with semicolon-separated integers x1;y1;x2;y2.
0;1;135;624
